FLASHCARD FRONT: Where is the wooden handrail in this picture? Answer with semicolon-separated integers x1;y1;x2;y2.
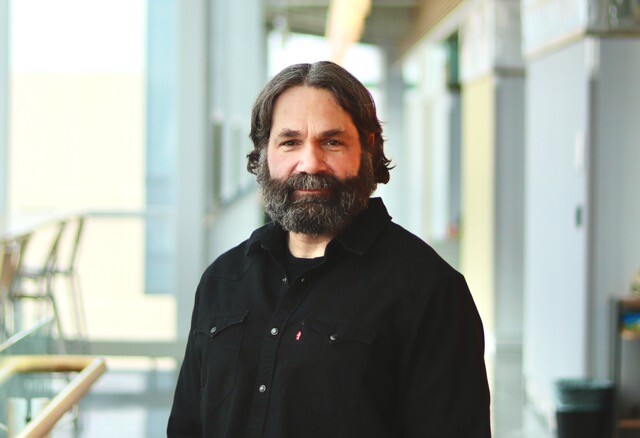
0;355;106;438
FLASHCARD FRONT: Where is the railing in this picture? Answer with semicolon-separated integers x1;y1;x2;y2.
0;318;53;357
0;312;106;437
1;210;178;353
1;214;111;436
0;355;106;438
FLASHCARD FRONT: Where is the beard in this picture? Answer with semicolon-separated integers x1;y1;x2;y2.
257;152;376;236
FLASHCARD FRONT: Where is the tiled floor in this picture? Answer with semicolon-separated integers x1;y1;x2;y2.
51;349;553;438
52;365;175;438
488;349;553;438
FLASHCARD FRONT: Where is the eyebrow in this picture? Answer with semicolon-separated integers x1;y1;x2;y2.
274;128;301;139
319;129;348;138
273;128;349;139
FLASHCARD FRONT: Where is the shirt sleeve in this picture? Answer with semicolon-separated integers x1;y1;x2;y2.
398;271;491;437
167;281;203;438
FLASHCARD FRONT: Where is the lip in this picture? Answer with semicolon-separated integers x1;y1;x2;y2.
295;189;328;194
292;188;331;198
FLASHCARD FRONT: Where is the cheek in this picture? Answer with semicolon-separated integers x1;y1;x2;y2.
335;150;361;178
266;149;291;180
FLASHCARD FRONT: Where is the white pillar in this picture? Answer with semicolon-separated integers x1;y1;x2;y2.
0;0;9;233
376;44;407;226
175;0;208;341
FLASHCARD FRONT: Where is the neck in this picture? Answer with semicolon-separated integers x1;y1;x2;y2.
287;231;334;258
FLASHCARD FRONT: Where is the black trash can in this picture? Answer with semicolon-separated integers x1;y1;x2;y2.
554;379;614;438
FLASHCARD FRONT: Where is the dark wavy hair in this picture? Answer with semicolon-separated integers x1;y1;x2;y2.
247;61;392;184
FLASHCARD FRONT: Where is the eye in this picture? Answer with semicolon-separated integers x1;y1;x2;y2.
325;139;342;147
280;140;298;147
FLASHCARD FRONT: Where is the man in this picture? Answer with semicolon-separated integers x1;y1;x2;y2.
168;61;491;437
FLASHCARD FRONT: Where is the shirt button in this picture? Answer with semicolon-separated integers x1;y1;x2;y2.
270;327;279;336
259;384;267;393
282;276;287;283
329;334;338;341
300;277;306;284
210;327;217;334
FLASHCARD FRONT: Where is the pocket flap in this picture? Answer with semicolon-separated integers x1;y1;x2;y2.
303;318;376;345
195;310;249;338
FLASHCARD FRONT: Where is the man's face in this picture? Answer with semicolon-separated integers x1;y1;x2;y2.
267;86;362;184
257;85;375;236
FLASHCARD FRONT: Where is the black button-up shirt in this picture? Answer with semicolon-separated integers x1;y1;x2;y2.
168;198;491;437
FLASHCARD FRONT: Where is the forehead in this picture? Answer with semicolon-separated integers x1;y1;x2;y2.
270;86;356;133
276;85;341;108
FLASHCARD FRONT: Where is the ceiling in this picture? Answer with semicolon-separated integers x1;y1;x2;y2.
263;0;418;48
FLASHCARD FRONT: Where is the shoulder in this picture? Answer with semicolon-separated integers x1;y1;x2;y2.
378;223;479;320
363;220;476;333
360;219;469;310
374;220;459;281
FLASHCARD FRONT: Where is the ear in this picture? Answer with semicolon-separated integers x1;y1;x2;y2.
367;133;375;148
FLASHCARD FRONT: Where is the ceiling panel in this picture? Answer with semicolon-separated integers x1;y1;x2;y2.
264;0;418;47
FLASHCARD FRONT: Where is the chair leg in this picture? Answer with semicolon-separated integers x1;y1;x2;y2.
11;296;24;334
67;270;88;352
45;274;66;355
0;300;10;339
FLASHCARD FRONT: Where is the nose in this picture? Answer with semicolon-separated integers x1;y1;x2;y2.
296;144;329;174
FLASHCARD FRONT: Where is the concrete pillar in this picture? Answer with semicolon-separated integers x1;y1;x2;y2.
459;0;525;351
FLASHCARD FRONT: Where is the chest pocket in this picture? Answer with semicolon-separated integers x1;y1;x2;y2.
287;318;377;413
194;311;248;409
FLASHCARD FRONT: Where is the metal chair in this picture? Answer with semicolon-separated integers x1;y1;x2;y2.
49;216;87;350
10;221;66;352
1;238;20;339
2;232;32;337
6;216;88;353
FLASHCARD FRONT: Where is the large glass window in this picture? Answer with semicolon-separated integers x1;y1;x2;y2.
8;0;177;345
145;0;177;295
0;0;7;232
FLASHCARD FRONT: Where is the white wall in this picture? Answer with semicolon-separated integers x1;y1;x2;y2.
524;35;640;420
374;52;406;228
523;39;591;415
589;37;640;379
399;85;427;237
494;75;525;347
206;0;265;260
208;192;263;261
175;0;266;341
395;44;460;244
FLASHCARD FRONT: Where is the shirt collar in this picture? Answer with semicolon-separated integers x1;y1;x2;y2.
245;221;284;256
245;197;391;257
332;197;391;256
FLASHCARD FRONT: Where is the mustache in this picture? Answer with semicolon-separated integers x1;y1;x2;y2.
285;173;340;192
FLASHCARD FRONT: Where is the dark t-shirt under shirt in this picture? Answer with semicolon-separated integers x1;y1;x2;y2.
284;249;324;283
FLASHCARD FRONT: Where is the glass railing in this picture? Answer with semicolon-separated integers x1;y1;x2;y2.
0;317;106;437
1;218;114;437
0;317;56;437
